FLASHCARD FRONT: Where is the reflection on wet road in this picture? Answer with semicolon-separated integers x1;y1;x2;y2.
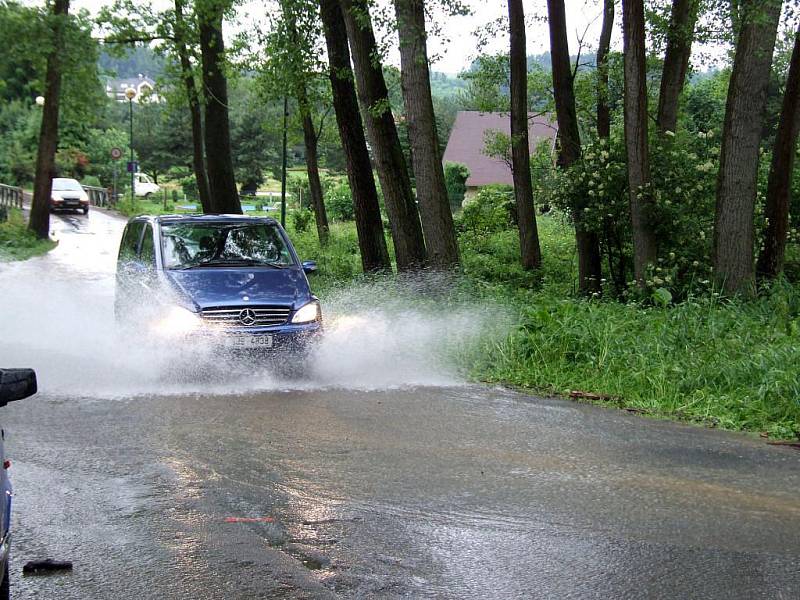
0;209;798;599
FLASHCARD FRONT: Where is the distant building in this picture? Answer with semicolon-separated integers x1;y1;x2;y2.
442;111;558;195
105;74;162;103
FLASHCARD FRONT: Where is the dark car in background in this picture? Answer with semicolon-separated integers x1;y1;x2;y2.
114;215;321;357
50;178;89;215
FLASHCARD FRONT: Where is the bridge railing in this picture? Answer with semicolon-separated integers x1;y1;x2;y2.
82;185;110;207
0;183;23;210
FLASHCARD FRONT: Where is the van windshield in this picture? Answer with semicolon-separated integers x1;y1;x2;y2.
161;222;295;269
52;179;83;192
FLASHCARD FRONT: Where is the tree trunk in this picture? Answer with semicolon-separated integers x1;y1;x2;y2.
339;0;427;271
656;0;699;134
508;0;542;270
174;0;212;214
198;0;240;214
319;0;390;273
757;24;800;279
548;0;602;293
394;0;459;269
29;0;69;240
623;0;658;284
714;0;782;295
300;102;330;244
596;0;614;140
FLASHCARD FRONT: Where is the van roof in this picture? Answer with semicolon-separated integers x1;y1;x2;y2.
129;214;280;226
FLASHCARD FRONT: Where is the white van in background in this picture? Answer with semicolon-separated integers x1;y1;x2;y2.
134;173;160;197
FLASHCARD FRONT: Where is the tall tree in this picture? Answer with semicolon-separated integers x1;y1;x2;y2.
596;0;614;140
713;0;782;294
281;0;329;245
656;0;700;134
548;0;602;293
30;0;70;240
623;0;657;284
508;0;542;270
339;0;427;271
174;0;212;213
757;23;800;279
394;0;459;268
197;0;240;214
298;85;330;244
319;0;390;273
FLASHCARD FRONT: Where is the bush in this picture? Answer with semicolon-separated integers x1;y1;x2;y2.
457;185;516;234
325;180;355;221
291;208;314;233
541;130;720;299
444;162;470;210
82;175;101;188
180;175;199;202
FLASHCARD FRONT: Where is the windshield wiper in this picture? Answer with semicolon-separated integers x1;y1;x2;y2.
174;258;286;269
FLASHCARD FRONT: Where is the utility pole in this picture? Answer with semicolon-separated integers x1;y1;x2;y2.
125;87;137;205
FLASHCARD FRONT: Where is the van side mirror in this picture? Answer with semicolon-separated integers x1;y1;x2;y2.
302;260;317;274
0;369;37;407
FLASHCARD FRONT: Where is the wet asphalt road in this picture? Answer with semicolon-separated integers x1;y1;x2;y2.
0;208;799;599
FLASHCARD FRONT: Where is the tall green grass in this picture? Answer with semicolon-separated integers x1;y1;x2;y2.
471;289;800;438
0;209;56;261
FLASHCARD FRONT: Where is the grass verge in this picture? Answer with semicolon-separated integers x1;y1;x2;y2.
0;208;56;262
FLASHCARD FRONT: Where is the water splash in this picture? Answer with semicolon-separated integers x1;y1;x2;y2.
0;214;509;398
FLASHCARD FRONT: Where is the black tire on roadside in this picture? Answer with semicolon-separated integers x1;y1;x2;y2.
0;558;10;600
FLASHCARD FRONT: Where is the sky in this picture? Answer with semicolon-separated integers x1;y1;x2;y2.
57;0;616;76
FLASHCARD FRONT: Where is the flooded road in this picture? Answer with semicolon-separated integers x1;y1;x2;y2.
1;209;799;599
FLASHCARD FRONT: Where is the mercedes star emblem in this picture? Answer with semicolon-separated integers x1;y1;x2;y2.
238;308;257;326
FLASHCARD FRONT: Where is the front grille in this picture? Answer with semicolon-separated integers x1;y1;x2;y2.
200;305;291;327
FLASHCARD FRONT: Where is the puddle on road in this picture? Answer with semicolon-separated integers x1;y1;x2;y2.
0;214;509;398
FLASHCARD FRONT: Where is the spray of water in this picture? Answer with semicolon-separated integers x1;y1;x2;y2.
0;215;510;398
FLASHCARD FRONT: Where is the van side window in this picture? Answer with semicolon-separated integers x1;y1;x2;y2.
118;222;144;262
140;224;155;266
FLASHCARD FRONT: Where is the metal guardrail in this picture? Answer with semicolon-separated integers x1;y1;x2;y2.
0;183;23;209
82;185;110;207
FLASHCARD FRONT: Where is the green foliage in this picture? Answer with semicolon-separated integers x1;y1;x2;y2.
98;46;165;79
179;174;199;201
290;208;313;233
443;162;470;210
84;126;130;188
459;54;509;111
457;185;516;234
541;129;721;299
0;209;56;261
324;180;355;222
472;286;800;439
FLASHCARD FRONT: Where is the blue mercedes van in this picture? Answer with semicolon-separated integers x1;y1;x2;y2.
114;215;321;353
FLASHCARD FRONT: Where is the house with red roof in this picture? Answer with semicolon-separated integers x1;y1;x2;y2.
442;111;558;196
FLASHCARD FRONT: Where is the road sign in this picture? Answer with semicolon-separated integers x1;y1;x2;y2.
126;161;138;173
110;147;123;160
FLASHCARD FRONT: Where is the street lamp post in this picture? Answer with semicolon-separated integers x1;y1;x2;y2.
125;86;137;203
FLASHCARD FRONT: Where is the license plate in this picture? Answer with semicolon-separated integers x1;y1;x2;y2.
224;335;273;349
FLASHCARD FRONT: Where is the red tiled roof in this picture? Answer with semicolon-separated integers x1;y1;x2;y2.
442;111;558;187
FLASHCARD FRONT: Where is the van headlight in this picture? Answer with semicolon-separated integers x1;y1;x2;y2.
292;301;320;323
153;306;202;336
